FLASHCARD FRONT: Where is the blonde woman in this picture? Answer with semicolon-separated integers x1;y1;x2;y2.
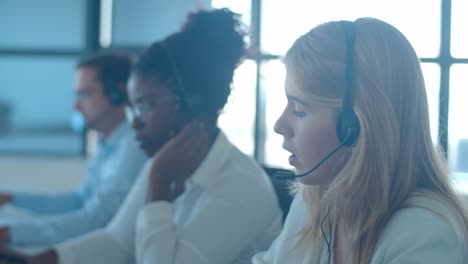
253;18;468;264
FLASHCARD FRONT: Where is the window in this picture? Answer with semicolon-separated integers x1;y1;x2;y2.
261;0;440;58
262;60;289;168
0;0;85;50
421;63;441;143
2;0;467;169
212;0;251;25
111;0;211;46
451;0;468;58
212;0;254;156
449;65;468;172
0;0;86;155
218;60;257;156
0;56;81;154
260;0;442;167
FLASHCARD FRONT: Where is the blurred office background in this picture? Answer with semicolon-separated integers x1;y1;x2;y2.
0;0;468;197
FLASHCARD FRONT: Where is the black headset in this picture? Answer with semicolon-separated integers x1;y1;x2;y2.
159;41;202;117
322;20;361;264
102;75;126;106
336;20;360;147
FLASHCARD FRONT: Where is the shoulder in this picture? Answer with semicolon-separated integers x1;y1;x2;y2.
116;127;140;152
204;141;281;216
217;145;276;201
113;127;146;163
214;138;271;189
372;195;468;263
252;193;311;264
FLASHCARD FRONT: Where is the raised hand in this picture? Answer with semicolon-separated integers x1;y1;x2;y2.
147;121;212;202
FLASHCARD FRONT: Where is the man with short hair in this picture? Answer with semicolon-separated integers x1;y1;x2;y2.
0;53;146;248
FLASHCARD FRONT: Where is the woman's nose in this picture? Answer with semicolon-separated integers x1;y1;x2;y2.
274;110;292;138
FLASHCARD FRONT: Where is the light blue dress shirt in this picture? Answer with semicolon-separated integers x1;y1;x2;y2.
8;122;147;247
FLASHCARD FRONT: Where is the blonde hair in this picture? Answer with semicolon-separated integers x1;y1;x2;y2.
284;18;468;263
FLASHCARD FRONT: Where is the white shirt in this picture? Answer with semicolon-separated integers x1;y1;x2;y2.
252;193;468;264
56;132;283;264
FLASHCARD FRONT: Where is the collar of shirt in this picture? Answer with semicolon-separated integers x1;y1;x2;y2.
97;121;132;153
185;131;233;190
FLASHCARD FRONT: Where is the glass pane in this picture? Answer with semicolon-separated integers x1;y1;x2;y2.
112;0;211;46
0;56;81;154
0;0;85;49
261;0;440;58
421;63;440;144
262;60;291;168
448;64;468;174
218;60;256;156
451;0;468;58
211;0;251;26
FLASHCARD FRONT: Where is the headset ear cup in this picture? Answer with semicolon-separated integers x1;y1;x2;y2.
103;78;125;106
336;111;360;147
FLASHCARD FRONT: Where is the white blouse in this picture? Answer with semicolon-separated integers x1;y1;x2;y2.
253;193;468;264
55;132;283;264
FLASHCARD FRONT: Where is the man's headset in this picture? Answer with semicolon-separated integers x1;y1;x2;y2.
275;20;361;181
102;77;126;106
83;72;127;129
